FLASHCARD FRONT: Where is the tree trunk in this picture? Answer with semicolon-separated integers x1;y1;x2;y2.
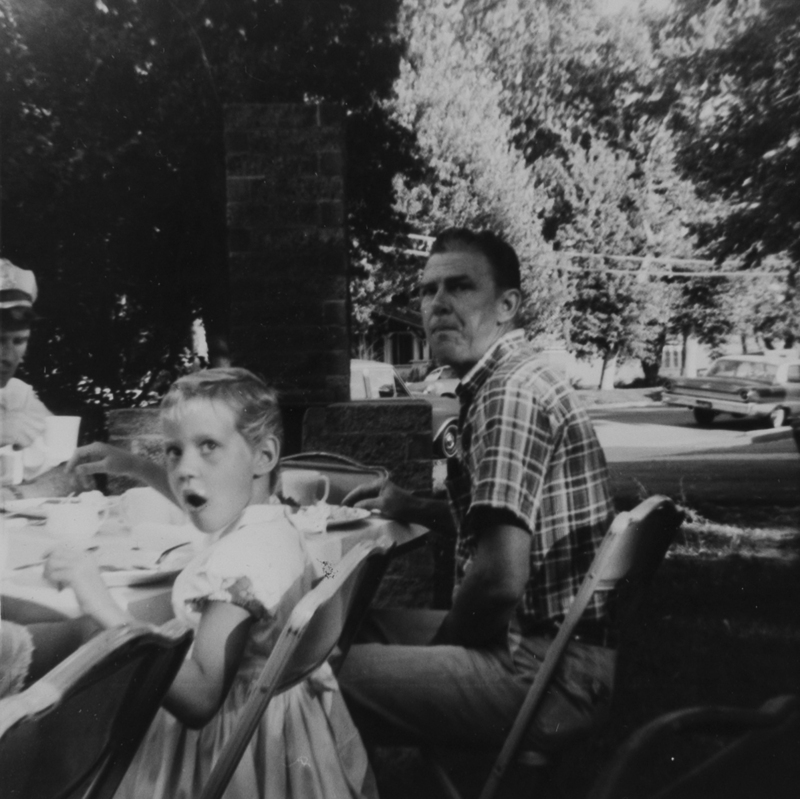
682;331;699;377
599;350;618;390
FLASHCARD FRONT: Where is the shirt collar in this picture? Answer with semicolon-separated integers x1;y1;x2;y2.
456;329;527;403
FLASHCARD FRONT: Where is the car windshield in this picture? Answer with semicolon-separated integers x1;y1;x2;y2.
707;359;779;383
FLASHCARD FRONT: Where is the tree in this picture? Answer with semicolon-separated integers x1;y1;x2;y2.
1;0;405;415
665;0;800;346
367;0;562;339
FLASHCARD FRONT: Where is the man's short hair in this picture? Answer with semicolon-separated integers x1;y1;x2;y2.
429;228;521;291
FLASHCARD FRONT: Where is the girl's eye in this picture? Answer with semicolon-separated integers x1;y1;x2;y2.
200;440;218;453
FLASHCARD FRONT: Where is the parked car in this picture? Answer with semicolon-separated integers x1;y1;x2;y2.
350;359;460;458
662;353;800;428
406;365;461;398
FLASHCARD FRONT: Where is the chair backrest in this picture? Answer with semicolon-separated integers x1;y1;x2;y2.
477;495;683;799
198;538;393;799
0;620;193;799
280;451;389;505
587;695;800;799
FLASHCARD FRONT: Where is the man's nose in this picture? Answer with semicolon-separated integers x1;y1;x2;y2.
430;285;451;313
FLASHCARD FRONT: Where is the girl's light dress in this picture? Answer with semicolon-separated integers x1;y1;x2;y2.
114;504;377;799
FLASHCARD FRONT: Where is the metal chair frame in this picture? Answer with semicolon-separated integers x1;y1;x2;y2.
0;620;192;799
280;451;389;506
425;495;684;799
587;695;800;799
198;538;393;799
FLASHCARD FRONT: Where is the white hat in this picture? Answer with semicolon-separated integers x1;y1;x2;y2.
0;259;38;310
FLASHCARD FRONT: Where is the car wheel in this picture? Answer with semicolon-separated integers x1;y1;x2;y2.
693;407;716;426
769;407;787;428
440;422;459;458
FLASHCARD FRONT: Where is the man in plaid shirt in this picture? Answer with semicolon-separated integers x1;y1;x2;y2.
340;228;617;754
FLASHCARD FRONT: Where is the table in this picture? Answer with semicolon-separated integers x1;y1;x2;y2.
1;514;429;625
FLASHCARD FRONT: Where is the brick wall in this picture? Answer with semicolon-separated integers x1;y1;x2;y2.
302;400;433;495
225;103;349;453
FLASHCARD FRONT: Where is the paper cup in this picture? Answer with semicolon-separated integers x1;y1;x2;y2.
44;416;82;463
0;445;23;485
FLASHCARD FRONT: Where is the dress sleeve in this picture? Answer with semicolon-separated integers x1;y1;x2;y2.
185;522;309;621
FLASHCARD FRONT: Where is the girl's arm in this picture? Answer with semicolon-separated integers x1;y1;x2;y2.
66;442;177;505
44;546;133;629
162;601;254;728
46;547;254;729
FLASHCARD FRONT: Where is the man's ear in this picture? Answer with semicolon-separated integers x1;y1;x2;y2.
497;288;522;323
253;434;280;478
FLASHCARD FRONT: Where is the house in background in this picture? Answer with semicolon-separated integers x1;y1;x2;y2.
353;306;429;380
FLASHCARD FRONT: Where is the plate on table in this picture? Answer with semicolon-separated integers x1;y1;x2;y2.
325;506;372;529
2;492;107;521
1;497;55;520
99;566;183;587
91;535;196;587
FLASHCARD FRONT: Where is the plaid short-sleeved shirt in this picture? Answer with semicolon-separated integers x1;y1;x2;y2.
446;330;614;627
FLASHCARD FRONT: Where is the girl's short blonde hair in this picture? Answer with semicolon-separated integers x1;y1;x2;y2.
160;368;283;451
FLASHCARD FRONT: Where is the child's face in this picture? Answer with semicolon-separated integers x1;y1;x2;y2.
162;398;271;533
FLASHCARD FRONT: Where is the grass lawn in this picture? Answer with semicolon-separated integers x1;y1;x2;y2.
368;500;800;798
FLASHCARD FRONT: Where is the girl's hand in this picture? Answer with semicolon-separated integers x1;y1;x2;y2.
44;545;130;629
67;442;140;490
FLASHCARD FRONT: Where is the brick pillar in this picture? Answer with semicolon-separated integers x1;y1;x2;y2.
225;103;349;454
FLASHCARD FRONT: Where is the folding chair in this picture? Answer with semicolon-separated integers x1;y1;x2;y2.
0;619;192;799
425;494;684;799
198;537;394;799
587;694;800;799
280;451;389;505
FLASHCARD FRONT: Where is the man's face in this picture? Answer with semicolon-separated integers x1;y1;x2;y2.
0;328;31;388
419;249;518;376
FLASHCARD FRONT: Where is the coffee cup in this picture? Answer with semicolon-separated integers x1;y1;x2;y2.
43;416;82;464
280;469;330;506
45;497;107;542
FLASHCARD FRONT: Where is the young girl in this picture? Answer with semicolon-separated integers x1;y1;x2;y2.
47;368;377;799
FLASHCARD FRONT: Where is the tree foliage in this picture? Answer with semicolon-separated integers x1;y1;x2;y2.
1;0;404;413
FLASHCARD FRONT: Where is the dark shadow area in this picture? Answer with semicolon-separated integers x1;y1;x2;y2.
369;554;800;799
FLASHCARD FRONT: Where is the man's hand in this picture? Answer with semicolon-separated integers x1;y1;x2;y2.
67;442;140;491
0;409;46;448
343;476;456;535
342;477;414;517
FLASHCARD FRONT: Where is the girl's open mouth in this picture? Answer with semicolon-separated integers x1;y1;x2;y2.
183;491;208;511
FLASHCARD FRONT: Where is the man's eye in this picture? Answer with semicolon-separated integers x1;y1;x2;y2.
164;445;181;459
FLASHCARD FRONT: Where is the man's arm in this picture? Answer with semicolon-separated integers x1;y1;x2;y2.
433;509;531;648
1;462;82;502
